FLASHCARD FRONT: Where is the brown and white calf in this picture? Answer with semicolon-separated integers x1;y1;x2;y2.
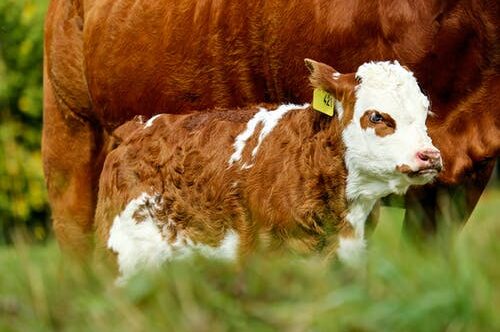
95;59;441;280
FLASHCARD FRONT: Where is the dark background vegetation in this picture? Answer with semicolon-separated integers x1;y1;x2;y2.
0;0;48;244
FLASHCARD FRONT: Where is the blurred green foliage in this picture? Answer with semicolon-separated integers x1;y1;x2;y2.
0;189;499;331
0;0;49;244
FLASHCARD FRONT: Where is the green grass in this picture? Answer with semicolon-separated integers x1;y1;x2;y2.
1;187;499;332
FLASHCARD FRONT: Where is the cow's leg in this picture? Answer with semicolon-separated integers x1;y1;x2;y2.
43;0;108;258
42;77;106;259
403;160;496;242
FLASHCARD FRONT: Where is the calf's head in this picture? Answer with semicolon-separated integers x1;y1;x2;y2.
305;59;442;192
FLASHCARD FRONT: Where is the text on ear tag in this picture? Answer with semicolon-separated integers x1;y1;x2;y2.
312;88;335;116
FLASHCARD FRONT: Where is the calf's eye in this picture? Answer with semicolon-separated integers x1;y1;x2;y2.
369;112;383;123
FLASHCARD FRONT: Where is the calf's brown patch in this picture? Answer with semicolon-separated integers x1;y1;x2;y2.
359;110;396;137
396;164;413;174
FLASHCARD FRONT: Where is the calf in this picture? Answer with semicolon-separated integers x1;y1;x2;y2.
95;60;441;280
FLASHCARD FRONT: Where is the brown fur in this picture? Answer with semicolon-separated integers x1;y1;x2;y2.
95;106;350;257
360;111;397;137
44;0;500;255
396;164;414;174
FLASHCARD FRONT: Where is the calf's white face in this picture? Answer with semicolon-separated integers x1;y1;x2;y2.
305;59;443;266
342;62;442;189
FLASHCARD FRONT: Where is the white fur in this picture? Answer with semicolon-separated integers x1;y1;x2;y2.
193;230;239;260
107;193;169;282
144;114;162;128
336;61;439;264
228;103;309;168
335;100;345;120
337;199;374;265
348;61;433;181
345;199;376;239
108;193;240;283
337;237;366;266
343;62;437;201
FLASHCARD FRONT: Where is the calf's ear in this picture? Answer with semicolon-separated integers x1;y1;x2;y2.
304;58;357;105
304;58;337;87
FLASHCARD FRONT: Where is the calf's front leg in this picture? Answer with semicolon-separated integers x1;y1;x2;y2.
337;199;377;266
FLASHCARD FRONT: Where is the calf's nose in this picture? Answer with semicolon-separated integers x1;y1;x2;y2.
416;149;442;171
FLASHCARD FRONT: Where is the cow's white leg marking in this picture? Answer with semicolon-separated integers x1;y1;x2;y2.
228;103;309;168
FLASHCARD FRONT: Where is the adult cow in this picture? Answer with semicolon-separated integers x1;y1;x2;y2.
43;0;500;256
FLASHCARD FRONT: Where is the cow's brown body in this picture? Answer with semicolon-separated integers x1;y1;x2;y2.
43;0;500;255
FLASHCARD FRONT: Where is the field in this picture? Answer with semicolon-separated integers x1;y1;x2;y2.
0;184;499;332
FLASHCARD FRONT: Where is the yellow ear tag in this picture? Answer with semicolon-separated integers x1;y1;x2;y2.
312;88;335;116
